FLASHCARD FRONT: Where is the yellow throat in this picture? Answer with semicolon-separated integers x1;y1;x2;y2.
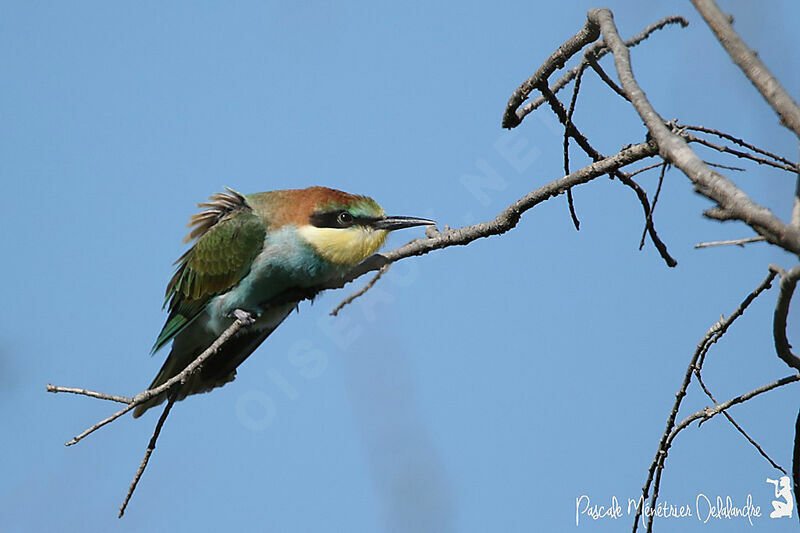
298;225;388;266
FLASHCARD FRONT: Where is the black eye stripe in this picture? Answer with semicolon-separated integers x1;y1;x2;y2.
309;210;381;229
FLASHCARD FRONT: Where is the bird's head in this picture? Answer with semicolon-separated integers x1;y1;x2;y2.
288;187;434;266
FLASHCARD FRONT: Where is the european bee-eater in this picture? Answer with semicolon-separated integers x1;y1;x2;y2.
133;186;434;417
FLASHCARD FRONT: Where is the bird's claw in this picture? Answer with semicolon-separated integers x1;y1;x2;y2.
230;309;257;325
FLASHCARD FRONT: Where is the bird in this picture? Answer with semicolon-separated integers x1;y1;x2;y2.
133;186;434;418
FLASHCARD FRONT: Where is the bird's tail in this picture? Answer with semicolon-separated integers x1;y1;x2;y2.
132;341;235;418
133;308;293;418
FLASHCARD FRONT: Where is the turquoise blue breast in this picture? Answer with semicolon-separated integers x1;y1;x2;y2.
218;225;343;314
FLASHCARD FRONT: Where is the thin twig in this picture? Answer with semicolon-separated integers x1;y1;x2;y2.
46;385;132;404
330;264;391;316
703;161;745;172
682;125;798;168
683;133;799;173
694;370;786;473
638;162;667;250
563;64;585;230
694;236;765;248
66;404;138;446
119;392;176;518
625;161;665;179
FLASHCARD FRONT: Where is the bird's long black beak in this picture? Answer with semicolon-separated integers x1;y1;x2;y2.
372;215;436;231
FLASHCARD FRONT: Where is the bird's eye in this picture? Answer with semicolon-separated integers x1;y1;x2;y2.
337;211;354;226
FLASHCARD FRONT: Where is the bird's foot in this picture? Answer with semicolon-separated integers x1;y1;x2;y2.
230;309;257;326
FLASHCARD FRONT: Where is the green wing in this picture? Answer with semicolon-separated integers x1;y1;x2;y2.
151;190;266;353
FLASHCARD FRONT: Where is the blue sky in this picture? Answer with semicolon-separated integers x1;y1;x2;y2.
2;1;799;531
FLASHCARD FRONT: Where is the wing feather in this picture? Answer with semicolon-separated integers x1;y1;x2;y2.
151;189;266;353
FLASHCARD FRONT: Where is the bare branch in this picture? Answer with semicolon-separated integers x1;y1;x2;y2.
772;264;800;371
691;0;800;136
694;236;765;248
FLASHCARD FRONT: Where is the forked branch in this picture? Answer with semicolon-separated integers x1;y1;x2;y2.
48;313;254;447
